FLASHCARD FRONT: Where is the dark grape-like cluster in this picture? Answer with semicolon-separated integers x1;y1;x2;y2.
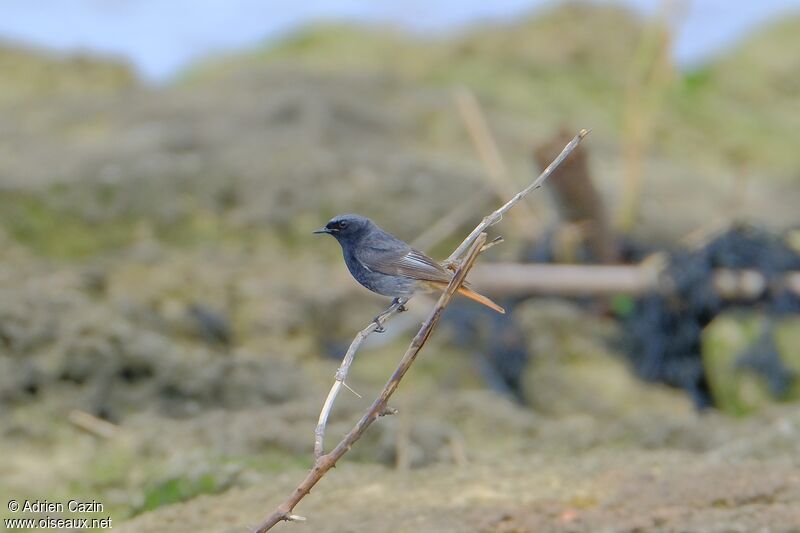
623;225;800;409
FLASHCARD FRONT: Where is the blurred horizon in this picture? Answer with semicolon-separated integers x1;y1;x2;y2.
3;0;799;81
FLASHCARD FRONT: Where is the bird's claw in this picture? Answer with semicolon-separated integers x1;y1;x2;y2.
371;315;387;333
391;298;408;313
372;298;408;332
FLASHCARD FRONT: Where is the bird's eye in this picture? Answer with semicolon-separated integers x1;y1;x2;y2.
338;221;348;229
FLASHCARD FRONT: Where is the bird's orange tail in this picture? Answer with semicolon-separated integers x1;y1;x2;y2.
457;286;505;313
426;281;505;313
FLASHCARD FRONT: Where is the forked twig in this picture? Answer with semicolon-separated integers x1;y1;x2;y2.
254;129;590;531
445;129;589;266
313;297;407;459
255;234;488;532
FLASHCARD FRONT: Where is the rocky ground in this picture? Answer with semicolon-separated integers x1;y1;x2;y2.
1;3;799;532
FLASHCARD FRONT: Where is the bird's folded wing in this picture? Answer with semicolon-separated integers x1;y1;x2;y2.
361;247;452;283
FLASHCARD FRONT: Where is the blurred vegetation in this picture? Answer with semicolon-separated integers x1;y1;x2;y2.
190;3;800;179
0;43;136;106
1;2;799;529
704;315;800;416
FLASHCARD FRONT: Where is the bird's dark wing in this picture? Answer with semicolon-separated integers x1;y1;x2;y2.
359;247;452;283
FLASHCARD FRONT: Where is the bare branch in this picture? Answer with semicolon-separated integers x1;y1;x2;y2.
67;409;118;439
313;296;408;459
445;128;590;266
255;234;488;532
468;263;800;299
255;129;589;531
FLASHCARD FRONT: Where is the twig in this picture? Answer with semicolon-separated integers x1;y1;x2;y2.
255;234;488;532
341;381;362;398
67;409;117;439
617;3;680;231
466;263;800;299
480;236;504;253
413;88;566;254
445;128;590;266
255;129;590;531
453;86;538;232
410;188;488;251
314;297;407;459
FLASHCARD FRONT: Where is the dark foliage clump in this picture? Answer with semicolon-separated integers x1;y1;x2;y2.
622;225;800;409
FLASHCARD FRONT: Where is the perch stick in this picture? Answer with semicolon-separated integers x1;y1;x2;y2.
255;233;488;532
313;297;407;459
255;129;590;531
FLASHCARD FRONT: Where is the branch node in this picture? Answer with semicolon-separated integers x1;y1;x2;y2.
379;405;398;417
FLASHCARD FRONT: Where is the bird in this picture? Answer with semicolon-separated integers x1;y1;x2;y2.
314;214;504;314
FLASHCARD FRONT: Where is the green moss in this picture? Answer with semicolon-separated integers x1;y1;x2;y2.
0;190;271;259
610;295;636;318
0;44;136;107
0;192;135;258
132;449;310;515
703;315;800;416
136;473;221;514
681;67;714;95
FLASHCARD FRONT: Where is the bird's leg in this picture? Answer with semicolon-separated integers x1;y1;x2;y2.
370;311;389;333
371;298;408;333
391;297;408;313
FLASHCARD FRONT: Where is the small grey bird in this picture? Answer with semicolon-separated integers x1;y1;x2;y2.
314;214;504;313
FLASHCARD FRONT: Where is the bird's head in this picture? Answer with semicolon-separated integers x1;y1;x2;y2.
313;214;373;242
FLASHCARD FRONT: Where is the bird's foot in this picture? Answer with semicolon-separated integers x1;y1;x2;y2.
371;318;386;333
372;298;409;332
391;298;408;313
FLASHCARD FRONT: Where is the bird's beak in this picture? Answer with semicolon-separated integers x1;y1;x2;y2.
313;227;331;234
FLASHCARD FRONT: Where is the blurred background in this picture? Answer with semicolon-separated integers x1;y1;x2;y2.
1;1;800;531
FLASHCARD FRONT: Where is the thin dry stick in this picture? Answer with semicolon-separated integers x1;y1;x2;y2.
256;128;590;531
67;409;118;439
313;297;407;459
453;86;539;232
256;233;488;532
410;187;488;251
617;2;678;231
414;87;550;254
446;128;590;266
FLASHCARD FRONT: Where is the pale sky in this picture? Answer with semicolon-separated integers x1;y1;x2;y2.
1;0;798;81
